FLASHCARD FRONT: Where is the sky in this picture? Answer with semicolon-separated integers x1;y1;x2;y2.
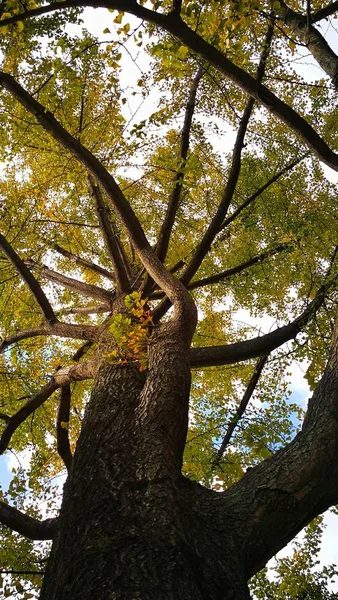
1;1;338;593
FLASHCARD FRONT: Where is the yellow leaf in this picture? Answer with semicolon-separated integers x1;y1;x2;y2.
114;12;123;23
60;421;68;430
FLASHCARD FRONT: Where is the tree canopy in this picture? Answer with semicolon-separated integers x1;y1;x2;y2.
1;0;338;598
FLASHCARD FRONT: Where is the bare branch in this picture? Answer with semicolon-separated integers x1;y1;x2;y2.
0;326;56;353
108;3;338;171
88;176;131;293
0;413;10;423
0;321;99;355
312;1;338;22
0;500;57;540
167;154;305;277
56;304;111;316
72;341;94;362
172;0;182;15
190;279;335;368
0;233;56;323
307;0;311;29
212;355;268;466
149;244;290;299
56;385;73;473
53;243;116;282
0;0;135;29
153;22;274;321
27;259;113;306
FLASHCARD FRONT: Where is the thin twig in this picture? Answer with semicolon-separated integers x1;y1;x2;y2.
212;355;268;467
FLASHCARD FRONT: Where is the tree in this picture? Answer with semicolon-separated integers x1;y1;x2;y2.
1;0;338;597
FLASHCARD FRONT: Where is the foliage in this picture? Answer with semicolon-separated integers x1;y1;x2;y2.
105;292;153;370
250;517;338;599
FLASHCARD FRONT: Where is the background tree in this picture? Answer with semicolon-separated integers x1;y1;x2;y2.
1;0;338;598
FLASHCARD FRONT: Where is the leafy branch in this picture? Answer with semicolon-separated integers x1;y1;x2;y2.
105;292;153;371
0;233;56;324
212;355;268;467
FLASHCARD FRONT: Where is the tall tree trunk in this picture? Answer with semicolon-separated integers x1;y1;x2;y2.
40;325;252;600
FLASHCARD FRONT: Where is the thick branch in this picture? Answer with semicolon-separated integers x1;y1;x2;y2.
0;233;56;323
0;326;55;353
53;358;98;386
56;304;111;315
277;0;338;89
53;243;116;282
87;176;131;293
190;279;334;367
27;259;113;306
56;385;73;473
0;501;57;540
212;355;268;466
0;321;99;354
0;72;197;341
312;2;338;22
